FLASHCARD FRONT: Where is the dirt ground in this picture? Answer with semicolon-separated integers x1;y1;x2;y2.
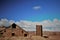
0;35;60;40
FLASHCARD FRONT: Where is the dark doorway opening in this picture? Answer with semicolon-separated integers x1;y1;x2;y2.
12;33;15;36
12;23;16;28
0;33;3;37
24;34;27;37
1;33;3;34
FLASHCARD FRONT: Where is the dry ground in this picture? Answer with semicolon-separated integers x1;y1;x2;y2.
0;35;60;40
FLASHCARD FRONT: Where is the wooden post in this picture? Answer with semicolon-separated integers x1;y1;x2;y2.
36;25;42;36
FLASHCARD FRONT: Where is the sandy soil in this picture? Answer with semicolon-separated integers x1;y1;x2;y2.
0;31;60;40
0;35;60;40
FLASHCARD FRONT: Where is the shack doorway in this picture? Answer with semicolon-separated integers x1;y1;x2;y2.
12;33;15;36
24;34;27;37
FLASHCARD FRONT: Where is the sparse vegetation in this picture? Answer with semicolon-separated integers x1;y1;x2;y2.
7;38;10;40
0;33;2;38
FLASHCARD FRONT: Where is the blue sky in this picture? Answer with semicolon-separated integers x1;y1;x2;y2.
0;0;60;31
0;0;60;21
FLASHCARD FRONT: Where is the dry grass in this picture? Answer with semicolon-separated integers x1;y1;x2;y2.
7;36;47;40
0;35;60;40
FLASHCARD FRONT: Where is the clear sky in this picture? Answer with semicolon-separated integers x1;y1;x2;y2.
0;0;60;21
